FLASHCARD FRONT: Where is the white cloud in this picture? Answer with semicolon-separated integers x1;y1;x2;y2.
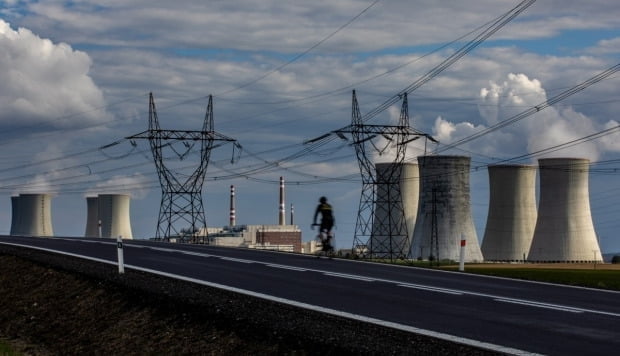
87;173;151;199
468;72;619;161
0;19;111;130
15;0;620;53
587;37;620;55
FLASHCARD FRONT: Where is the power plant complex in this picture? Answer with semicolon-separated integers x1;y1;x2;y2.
6;156;604;263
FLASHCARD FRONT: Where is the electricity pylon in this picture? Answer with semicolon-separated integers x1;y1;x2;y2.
128;93;237;242
335;91;436;260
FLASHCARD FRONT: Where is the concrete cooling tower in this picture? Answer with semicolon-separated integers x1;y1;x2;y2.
10;196;20;236
10;193;54;237
97;194;133;239
410;156;483;262
84;196;100;237
481;165;537;261
370;162;419;258
528;158;602;262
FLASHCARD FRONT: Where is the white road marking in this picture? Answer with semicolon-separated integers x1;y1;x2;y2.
494;298;583;313
266;264;308;272
398;283;464;295
323;272;376;282
219;256;254;264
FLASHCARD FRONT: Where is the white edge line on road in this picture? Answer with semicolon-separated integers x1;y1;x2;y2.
0;240;540;355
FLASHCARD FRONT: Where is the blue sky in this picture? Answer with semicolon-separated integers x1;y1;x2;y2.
1;0;620;254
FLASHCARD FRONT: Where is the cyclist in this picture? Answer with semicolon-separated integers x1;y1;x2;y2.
312;196;334;250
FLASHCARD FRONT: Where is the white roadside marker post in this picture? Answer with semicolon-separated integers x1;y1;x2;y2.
459;235;466;272
117;235;125;274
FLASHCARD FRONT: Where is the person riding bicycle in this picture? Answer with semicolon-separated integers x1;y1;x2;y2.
312;196;334;249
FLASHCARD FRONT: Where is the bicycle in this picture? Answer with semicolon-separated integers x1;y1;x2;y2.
311;224;335;258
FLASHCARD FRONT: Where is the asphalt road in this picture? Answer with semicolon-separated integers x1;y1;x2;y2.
2;235;619;355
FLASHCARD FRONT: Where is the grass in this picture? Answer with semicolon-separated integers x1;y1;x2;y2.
351;256;620;291
0;340;19;356
446;267;620;291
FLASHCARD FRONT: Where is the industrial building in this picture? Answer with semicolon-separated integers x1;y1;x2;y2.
410;155;483;262
205;224;302;252
10;193;54;237
528;158;602;262
481;164;537;261
369;162;418;258
200;180;302;252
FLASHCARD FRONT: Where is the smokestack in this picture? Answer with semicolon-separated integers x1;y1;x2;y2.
15;193;54;237
528;158;602;262
481;165;537;261
84;196;100;237
290;203;294;225
279;176;285;225
229;185;236;227
410;156;483;262
98;194;133;239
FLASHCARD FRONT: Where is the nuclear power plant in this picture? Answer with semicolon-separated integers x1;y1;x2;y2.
410;155;483;262
481;164;537;261
528;158;602;262
10;193;54;237
3;154;609;264
370;162;419;258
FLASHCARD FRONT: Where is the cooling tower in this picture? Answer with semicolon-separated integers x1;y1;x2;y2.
528;158;602;262
97;194;133;239
481;165;537;261
10;196;20;236
84;196;100;237
370;162;419;258
15;193;54;237
410;156;483;262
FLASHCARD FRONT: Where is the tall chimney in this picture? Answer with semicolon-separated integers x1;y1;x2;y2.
290;203;294;225
279;176;286;225
229;185;236;227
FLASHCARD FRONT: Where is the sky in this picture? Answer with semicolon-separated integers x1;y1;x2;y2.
1;0;620;254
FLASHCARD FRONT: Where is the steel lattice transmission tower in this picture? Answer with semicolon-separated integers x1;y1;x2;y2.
128;93;237;242
335;91;436;260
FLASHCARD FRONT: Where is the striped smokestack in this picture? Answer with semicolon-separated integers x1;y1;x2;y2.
279;176;285;225
230;185;236;227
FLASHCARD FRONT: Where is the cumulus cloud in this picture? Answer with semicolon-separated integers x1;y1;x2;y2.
0;20;111;130
435;72;620;161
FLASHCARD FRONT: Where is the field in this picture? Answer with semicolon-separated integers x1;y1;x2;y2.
440;262;620;291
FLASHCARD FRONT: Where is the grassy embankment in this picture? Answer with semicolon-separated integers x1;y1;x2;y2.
364;258;620;291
